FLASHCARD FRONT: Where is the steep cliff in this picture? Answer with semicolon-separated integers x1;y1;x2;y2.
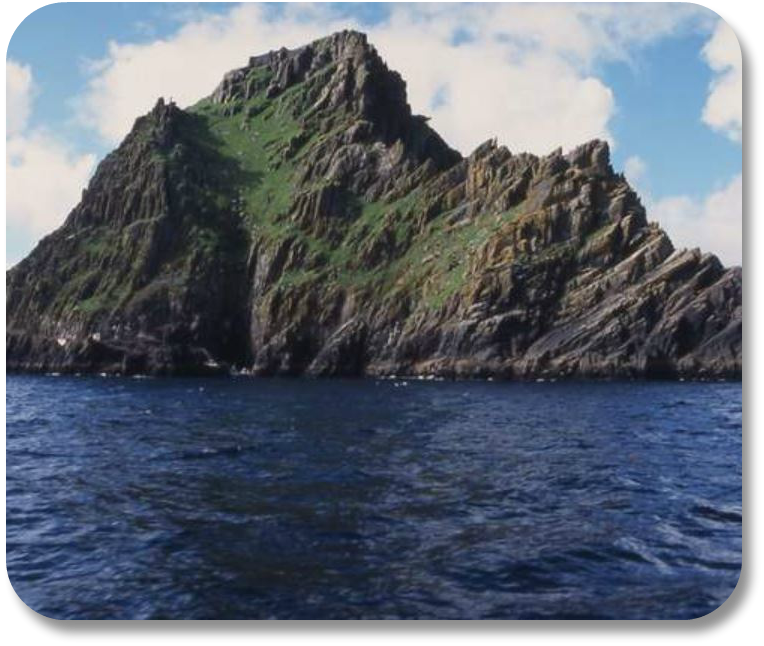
6;31;742;379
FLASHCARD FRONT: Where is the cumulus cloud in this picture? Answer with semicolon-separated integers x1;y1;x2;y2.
6;59;35;136
7;132;96;236
6;60;96;262
701;20;742;141
368;14;614;154
651;174;742;267
621;155;742;266
9;3;736;267
74;4;347;145
75;2;714;154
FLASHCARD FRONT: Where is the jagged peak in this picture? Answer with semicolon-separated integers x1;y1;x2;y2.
206;30;460;172
211;29;393;106
469;138;500;159
124;96;185;149
7;31;741;381
466;137;613;178
246;29;373;71
565;138;611;172
534;139;611;172
150;96;178;113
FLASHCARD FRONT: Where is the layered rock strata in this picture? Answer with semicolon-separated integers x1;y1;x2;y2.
6;31;742;379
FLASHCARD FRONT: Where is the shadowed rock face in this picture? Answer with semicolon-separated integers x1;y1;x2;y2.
6;30;742;379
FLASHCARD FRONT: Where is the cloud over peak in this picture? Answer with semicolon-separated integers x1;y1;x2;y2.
6;3;739;268
74;3;715;155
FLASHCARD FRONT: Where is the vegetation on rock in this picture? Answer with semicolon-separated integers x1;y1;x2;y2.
6;31;742;379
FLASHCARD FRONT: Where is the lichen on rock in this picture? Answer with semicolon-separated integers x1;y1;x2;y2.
6;30;742;379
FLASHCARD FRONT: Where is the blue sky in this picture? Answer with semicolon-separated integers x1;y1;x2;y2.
6;2;742;266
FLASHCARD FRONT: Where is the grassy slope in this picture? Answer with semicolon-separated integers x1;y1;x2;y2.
184;68;534;314
50;64;533;325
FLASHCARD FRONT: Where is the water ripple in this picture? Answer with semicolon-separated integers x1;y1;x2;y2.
6;376;742;619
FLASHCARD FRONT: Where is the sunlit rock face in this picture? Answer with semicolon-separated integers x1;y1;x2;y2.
6;31;742;379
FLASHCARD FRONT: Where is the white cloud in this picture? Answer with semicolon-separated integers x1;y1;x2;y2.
701;20;742;141
624;155;647;185
368;15;615;154
6;60;96;259
9;4;735;267
6;59;35;136
7;131;96;237
75;4;347;145
621;155;741;266
651;174;742;267
75;3;715;154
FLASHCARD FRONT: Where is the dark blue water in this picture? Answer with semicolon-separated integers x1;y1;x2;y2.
6;375;741;619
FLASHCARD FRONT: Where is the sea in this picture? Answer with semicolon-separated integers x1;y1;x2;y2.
6;375;742;619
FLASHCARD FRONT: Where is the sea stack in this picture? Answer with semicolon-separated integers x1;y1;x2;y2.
6;31;742;379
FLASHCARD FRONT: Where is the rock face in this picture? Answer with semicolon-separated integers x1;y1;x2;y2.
6;31;742;379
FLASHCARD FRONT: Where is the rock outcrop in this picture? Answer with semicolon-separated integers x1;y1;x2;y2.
6;31;742;379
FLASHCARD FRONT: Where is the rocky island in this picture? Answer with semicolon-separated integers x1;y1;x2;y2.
6;31;742;379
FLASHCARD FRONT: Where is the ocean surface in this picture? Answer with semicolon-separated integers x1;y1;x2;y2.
6;375;742;620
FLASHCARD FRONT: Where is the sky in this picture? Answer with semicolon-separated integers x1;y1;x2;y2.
5;2;742;267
